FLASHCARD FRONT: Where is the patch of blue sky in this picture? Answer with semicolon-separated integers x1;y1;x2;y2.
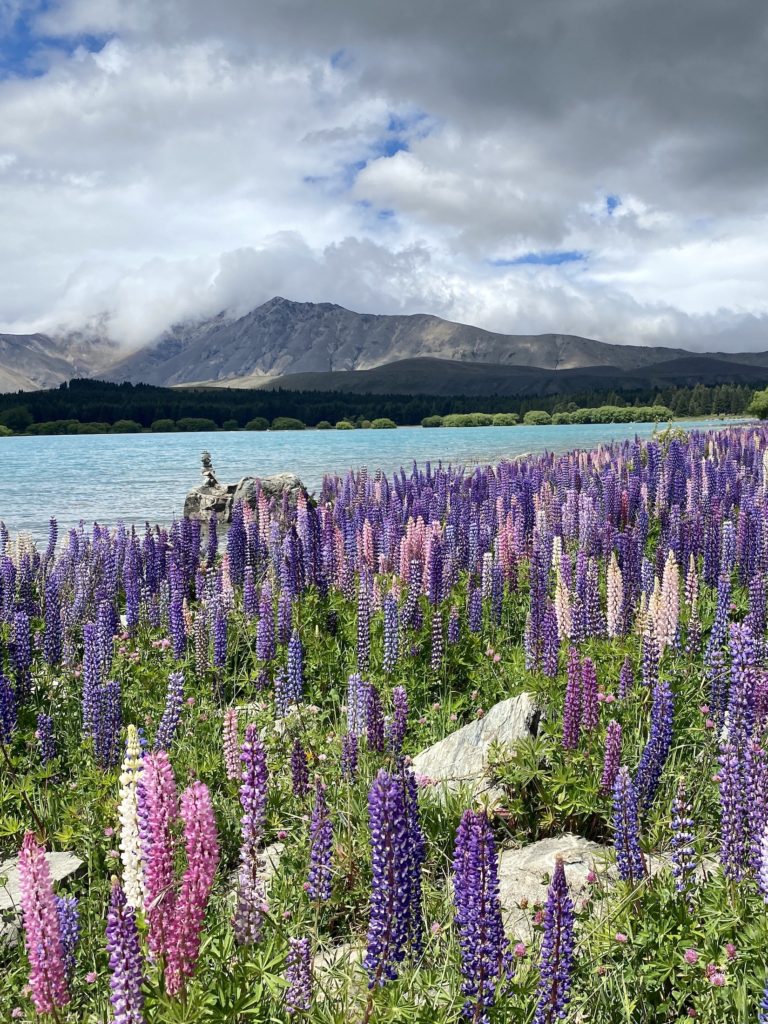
329;48;353;70
490;250;587;267
0;1;109;78
606;194;621;214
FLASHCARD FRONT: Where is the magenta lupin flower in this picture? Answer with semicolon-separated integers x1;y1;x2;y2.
165;782;219;996
136;751;178;959
17;831;70;1014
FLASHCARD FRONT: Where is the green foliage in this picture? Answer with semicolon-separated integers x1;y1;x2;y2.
0;405;32;431
748;388;768;419
442;413;494;427
176;417;218;432
73;422;111;434
335;420;355;429
421;415;444;427
271;416;306;430
110;418;143;433
315;420;333;429
523;410;552;425
245;417;269;431
0;423;11;436
222;419;240;431
370;417;397;429
492;412;519;425
151;418;177;432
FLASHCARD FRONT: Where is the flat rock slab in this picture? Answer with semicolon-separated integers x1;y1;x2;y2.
1;850;83;946
498;834;608;942
412;693;541;805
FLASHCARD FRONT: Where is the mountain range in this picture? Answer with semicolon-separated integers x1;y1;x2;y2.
2;296;768;395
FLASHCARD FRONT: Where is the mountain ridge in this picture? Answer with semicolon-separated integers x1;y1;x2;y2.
1;296;768;393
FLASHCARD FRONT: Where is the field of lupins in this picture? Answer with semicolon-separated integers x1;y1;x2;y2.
3;425;768;1022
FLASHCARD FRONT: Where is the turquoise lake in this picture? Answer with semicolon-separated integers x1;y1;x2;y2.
0;419;749;540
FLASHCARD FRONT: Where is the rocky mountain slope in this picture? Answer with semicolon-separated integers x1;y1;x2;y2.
1;296;767;393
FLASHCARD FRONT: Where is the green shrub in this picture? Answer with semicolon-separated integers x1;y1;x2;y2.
552;411;575;425
151;419;177;433
370;417;397;429
245;417;269;431
75;422;111;434
749;389;768;419
492;413;519;426
272;416;306;431
26;419;79;435
421;415;444;428
0;424;12;436
360;419;372;429
335;420;355;430
443;413;494;427
315;420;333;430
111;419;143;433
0;405;33;432
222;419;240;431
523;410;552;425
175;417;218;432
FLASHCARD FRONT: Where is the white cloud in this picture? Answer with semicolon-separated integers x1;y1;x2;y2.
0;0;766;353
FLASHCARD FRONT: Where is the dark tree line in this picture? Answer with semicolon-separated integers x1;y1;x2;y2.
0;378;757;432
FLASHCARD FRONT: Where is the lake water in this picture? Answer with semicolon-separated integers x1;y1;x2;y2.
0;419;749;540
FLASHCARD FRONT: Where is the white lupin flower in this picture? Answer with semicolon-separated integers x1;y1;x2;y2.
606;552;623;638
118;723;145;910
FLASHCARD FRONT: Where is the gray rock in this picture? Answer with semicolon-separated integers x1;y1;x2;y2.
184;473;307;522
1;850;84;946
412;693;541;805
498;835;608;942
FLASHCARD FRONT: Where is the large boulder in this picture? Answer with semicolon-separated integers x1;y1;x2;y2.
498;835;608;942
184;473;308;522
1;850;84;946
412;693;541;805
232;473;307;509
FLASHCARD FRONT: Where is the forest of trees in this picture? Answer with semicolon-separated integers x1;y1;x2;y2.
0;378;756;433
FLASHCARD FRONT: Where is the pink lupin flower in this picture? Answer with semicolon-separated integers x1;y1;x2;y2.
17;832;70;1014
223;708;240;781
137;751;178;959
165;782;219;996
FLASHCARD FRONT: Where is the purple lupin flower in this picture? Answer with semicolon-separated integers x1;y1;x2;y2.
641;621;659;689
107;880;145;1024
452;809;513;1021
357;574;371;672
94;680;123;770
612;767;645;884
285;936;313;1015
151;669;184;751
600;720;622;795
13;609;31;696
670;781;696;900
346;672;367;737
448;604;460;645
286;630;304;707
169;595;187;660
430;610;444;673
382;593;399;673
227;502;246;586
43;574;62;666
634;679;674;813
306;778;333;902
618;656;634;699
234;723;269;945
581;657;599;731
562;647;581;750
291;737;310;798
718;731;748;880
206;512;218;565
243;568;258;619
0;670;17;742
533;858;575;1024
55;896;79;979
256;583;276;662
468;586;483;634
364;768;424;989
365;683;385;753
36;713;56;764
388;685;409;753
212;605;228;669
341;732;359;782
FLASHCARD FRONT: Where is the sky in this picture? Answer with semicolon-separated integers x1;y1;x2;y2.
0;0;767;351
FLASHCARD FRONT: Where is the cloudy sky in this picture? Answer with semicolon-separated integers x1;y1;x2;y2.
1;0;767;350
